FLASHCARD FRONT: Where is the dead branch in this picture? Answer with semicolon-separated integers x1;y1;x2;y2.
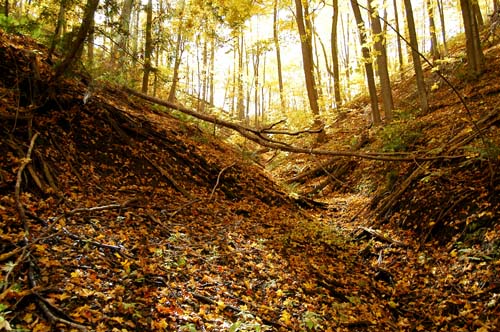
144;155;193;199
28;261;89;331
355;226;408;248
209;163;236;201
15;133;39;224
121;86;465;162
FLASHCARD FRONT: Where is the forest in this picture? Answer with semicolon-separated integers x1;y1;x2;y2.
0;0;499;331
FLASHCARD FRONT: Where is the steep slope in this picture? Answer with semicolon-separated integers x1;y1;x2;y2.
0;30;396;332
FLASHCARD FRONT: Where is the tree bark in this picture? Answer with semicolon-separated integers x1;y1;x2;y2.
141;0;153;93
426;0;440;61
436;0;448;56
350;0;381;125
330;0;342;108
368;0;393;122
294;0;321;120
48;0;68;60
403;0;429;113
273;0;286;111
168;27;184;102
392;0;405;79
459;0;485;76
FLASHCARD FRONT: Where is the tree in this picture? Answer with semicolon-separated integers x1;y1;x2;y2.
293;0;324;135
273;0;286;111
112;0;135;67
53;0;100;80
368;0;393;122
426;0;440;60
350;0;381;125
403;0;429;113
436;0;448;56
392;0;405;78
459;0;485;76
330;0;342;107
141;0;153;93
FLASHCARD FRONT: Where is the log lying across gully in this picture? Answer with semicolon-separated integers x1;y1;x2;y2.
120;86;465;163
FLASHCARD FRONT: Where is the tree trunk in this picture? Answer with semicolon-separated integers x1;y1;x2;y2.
368;0;393;122
459;0;485;76
168;28;184;102
350;0;381;125
403;0;429;113
436;0;448;56
236;32;245;121
4;0;8;17
472;1;484;27
141;0;153;94
113;0;134;66
426;0;440;60
331;0;342;108
53;0;99;81
273;0;285;111
48;0;67;60
393;0;404;78
293;0;321;117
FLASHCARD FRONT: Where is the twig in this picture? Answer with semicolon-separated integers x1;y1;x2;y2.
209;163;235;201
28;261;89;331
144;154;193;199
15;133;39;224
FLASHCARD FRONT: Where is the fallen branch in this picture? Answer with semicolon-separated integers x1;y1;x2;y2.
209;163;236;201
144;155;193;199
28;261;89;331
15;133;39;224
355;226;408;248
120;86;465;162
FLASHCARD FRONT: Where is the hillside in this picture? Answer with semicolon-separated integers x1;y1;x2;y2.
0;28;499;332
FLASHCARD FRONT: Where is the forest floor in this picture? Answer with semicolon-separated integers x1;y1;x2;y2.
0;29;499;332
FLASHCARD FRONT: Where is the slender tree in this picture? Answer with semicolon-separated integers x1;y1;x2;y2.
368;0;393;122
426;0;440;60
53;0;100;80
330;0;342;107
403;0;429;113
459;0;485;76
392;0;405;77
350;0;381;125
273;0;286;111
436;0;448;56
141;0;153;93
294;0;324;138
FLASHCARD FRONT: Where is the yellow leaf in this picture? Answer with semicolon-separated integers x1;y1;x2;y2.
217;300;226;310
280;310;292;325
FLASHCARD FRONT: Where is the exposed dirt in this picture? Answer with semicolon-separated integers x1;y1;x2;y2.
0;28;499;332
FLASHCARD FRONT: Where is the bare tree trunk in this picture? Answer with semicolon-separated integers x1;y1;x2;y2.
113;0;134;67
350;0;381;125
53;0;99;81
236;32;245;121
472;1;484;27
48;0;68;60
294;0;324;140
403;0;429;113
369;0;393;122
168;28;184;102
4;0;8;16
436;0;448;56
459;0;485;76
273;0;285;111
331;0;342;108
426;0;440;60
141;0;153;93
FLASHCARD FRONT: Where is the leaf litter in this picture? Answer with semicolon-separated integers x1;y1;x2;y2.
0;30;499;331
